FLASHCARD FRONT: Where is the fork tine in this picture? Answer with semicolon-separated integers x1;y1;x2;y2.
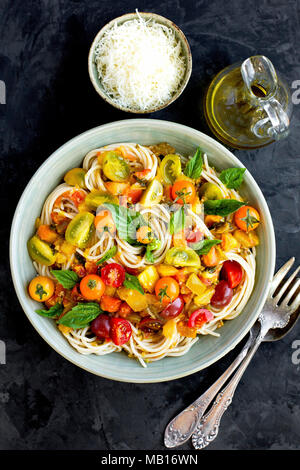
270;257;295;295
273;266;300;305
289;290;300;313
281;278;300;307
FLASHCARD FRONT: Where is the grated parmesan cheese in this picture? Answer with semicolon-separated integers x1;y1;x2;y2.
94;14;186;111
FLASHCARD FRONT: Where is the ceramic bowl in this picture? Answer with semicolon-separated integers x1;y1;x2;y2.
88;12;192;113
10;119;276;383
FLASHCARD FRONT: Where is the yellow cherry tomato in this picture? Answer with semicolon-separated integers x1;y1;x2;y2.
28;276;55;302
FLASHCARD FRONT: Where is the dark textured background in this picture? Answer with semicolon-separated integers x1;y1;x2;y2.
0;0;300;451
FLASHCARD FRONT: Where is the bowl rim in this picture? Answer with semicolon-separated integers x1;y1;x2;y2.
10;119;276;383
88;12;192;114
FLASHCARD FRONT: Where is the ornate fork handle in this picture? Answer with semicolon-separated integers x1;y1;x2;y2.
164;332;256;448
192;333;263;449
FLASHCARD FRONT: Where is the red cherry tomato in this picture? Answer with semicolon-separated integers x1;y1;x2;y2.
139;316;163;332
110;318;132;345
101;263;126;288
185;229;204;245
210;281;233;308
221;260;243;288
188;309;214;328
160;295;184;319
91;314;111;339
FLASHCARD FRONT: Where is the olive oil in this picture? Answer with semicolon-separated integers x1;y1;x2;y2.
204;57;291;149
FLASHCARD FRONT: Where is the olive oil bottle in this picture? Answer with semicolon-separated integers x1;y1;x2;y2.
204;56;292;149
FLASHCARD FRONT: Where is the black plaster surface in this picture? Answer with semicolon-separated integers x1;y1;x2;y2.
1;0;300;451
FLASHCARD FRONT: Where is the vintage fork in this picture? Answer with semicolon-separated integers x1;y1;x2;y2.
192;257;300;449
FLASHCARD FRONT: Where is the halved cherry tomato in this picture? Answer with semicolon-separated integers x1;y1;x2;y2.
119;302;132;318
234;205;260;232
160;295;184;319
185;229;204;245
94;210;116;235
188;309;214;328
91;314;111;339
220;260;243;288
84;261;98;275
100;295;122;313
126;184;143;204
134;169;151;180
28;276;55;302
110;317;132;345
69;190;86;207
45;284;66;308
37;224;58;244
80;274;105;301
171;180;196;205
202;246;220;267
210;281;233;308
139;316;163;332
155;277;180;305
101;263;126;288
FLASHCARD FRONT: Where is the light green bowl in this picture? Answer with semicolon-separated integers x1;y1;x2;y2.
10;119;276;383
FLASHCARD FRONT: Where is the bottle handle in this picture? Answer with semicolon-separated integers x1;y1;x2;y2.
252;97;290;141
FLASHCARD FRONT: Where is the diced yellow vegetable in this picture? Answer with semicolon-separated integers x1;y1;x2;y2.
55;253;67;264
194;287;215;306
163;319;177;339
221;233;240;252
60;241;76;256
191;196;202;215
118;287;148;312
156;264;178;277
138;266;159;293
186;273;207;297
233;229;259;248
58;324;71;334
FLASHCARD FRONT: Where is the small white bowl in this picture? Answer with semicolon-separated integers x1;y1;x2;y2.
88;12;192;113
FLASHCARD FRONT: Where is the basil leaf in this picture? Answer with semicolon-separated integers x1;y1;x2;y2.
145;239;161;263
184;147;203;179
35;302;64;318
190;238;221;255
169;206;185;235
104;203;146;245
219;167;246;189
51;269;79;289
57;302;102;329
96;245;117;265
123;273;144;295
204;199;245;217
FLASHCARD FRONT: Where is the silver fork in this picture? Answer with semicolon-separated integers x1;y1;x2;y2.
192;257;300;449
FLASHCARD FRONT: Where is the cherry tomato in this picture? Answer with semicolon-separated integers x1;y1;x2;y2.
119;302;132;318
185;229;204;245
171;180;196;205
188;309;214;328
100;295;122;313
202;246;220;267
234;205;260;232
94;209;116;235
101;263;126;288
110;317;132;345
134;169;151;180
28;276;55;302
125;267;140;276
160;295;184;319
80;274;105;301
155;277;180;305
136;225;153;244
91;314;111;339
139;316;163;332
126;185;143;204
221;260;243;288
69;190;86;207
85;261;98;275
210;281;233;308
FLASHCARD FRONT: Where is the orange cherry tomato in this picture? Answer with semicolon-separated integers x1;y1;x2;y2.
94;209;116;235
80;274;105;301
155;277;180;305
234;205;260;232
28;276;55;302
171;180;196;205
100;295;122;313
